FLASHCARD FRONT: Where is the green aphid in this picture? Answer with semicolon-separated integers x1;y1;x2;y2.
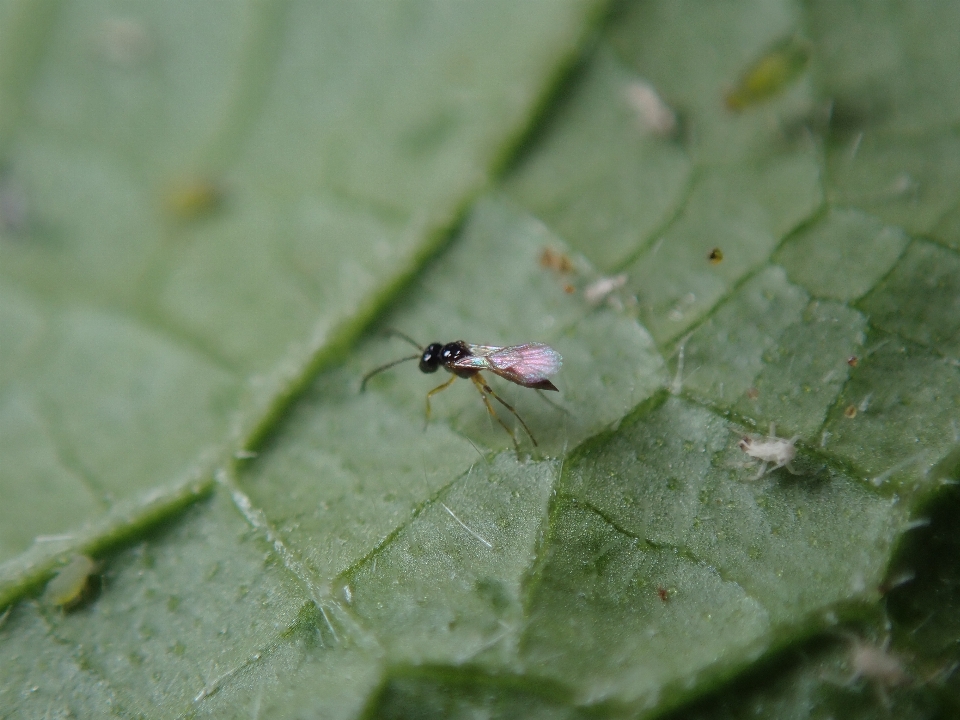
42;555;98;609
163;178;224;221
725;36;810;111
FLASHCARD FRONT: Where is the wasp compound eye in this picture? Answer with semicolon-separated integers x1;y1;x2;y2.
419;343;443;373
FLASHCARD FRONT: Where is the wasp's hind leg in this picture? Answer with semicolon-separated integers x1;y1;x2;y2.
469;376;520;451
470;374;537;449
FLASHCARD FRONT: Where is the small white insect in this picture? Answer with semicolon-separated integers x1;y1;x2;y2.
842;633;910;707
42;554;98;608
624;80;677;137
583;273;628;306
737;422;800;479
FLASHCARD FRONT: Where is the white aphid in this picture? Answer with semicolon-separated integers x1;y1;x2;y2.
737;422;799;479
624;80;677;136
822;633;910;708
583;274;628;305
42;554;97;608
846;635;909;699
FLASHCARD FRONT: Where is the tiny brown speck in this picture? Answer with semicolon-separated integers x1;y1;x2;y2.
657;587;669;602
847;356;859;367
708;248;723;264
746;387;759;400
844;405;857;418
539;246;574;273
563;284;576;294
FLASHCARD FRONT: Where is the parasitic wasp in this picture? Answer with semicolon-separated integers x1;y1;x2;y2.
361;330;561;448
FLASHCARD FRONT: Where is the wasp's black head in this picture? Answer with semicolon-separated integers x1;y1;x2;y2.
419;343;443;373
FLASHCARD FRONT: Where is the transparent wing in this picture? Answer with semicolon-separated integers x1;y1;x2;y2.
464;344;504;358
455;342;562;389
446;345;500;371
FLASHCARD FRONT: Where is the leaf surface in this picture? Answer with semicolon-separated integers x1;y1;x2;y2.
3;0;960;718
0;0;600;565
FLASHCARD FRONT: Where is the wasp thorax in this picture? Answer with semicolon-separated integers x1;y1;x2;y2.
440;341;468;364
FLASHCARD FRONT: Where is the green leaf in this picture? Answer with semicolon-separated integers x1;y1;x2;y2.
774;207;909;302
505;46;692;271
524;396;903;707
0;0;601;566
3;0;960;718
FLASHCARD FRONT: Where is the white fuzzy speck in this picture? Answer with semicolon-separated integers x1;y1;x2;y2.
584;274;627;305
625;80;677;136
737;423;800;479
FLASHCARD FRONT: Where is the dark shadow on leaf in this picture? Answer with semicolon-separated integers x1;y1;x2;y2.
361;663;586;720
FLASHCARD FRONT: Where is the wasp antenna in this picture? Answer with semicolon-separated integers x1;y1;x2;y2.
360;354;420;392
383;328;424;351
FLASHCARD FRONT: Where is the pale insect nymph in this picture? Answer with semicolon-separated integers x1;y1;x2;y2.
42;554;98;609
361;330;561;448
828;632;912;708
737;422;800;479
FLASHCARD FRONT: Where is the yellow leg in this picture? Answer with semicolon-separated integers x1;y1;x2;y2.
424;374;458;428
471;374;538;448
